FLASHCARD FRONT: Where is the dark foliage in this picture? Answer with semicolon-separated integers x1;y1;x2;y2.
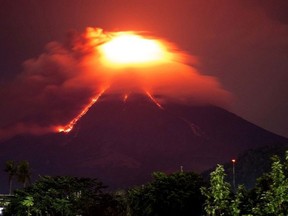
128;171;205;216
3;176;123;216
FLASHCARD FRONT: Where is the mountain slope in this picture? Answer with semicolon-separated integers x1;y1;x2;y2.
0;93;287;192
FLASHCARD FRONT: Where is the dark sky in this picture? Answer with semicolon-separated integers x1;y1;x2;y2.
1;0;288;138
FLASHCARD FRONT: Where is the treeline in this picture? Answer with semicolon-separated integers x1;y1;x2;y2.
5;160;31;194
3;151;288;215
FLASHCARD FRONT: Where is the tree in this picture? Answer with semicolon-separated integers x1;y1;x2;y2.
201;164;232;216
52;197;73;216
4;176;122;216
230;185;245;216
252;151;288;215
17;160;31;188
4;160;17;194
128;171;205;216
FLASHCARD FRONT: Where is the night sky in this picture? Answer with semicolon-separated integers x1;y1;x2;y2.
1;0;288;138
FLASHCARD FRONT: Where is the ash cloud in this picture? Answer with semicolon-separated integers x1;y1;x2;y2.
0;27;232;139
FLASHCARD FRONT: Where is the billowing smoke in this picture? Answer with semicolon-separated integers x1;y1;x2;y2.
0;27;232;139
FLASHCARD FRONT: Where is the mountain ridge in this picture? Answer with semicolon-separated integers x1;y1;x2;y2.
0;93;287;192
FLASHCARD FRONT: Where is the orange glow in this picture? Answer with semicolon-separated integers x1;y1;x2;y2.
57;89;106;133
145;91;164;109
99;32;169;66
232;159;236;163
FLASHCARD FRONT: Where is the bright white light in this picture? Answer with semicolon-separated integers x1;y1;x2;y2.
99;33;166;65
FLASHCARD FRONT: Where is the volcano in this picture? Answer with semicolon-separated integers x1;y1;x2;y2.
0;92;287;192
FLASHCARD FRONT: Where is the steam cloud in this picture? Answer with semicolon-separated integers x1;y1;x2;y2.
0;27;232;139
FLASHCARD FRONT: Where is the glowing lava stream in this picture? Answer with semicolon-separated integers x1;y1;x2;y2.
58;89;106;133
145;91;164;109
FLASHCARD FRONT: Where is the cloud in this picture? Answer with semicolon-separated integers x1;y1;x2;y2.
0;27;232;139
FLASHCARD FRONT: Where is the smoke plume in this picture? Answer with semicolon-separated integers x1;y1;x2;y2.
0;27;232;139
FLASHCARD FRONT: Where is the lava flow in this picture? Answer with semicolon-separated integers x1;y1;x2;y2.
145;91;164;109
57;89;106;133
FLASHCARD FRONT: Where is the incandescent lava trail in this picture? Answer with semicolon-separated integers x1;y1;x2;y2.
145;91;164;109
57;89;107;133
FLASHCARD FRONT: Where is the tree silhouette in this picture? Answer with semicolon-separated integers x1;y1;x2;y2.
4;160;17;194
4;176;120;216
128;171;205;216
17;160;31;188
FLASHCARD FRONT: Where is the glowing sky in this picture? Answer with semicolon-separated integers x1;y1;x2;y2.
0;0;288;138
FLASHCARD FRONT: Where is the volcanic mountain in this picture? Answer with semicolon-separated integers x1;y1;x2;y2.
0;93;287;192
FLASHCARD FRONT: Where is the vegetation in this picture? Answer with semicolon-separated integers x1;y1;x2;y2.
128;171;205;216
3;150;288;215
4;160;31;194
4;160;17;194
251;152;288;215
201;165;232;215
3;176;123;216
201;151;288;216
